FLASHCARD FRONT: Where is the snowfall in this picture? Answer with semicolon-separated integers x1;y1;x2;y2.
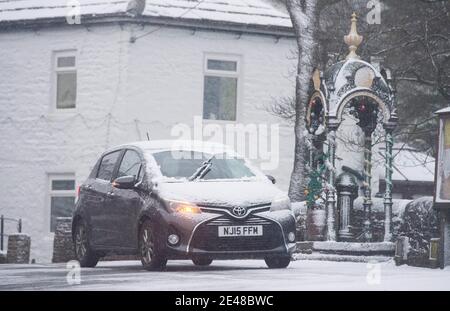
0;259;449;291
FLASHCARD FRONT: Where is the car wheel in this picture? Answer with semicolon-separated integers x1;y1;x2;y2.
73;220;99;268
139;220;167;271
264;256;291;269
192;258;213;266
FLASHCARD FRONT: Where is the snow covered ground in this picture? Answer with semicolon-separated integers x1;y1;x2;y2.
0;259;449;291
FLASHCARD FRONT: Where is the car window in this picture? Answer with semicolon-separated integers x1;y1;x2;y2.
152;151;255;180
117;150;142;180
97;151;121;181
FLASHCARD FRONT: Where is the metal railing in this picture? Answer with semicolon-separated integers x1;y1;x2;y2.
0;215;22;251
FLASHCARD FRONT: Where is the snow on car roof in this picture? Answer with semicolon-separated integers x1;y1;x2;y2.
127;140;238;155
0;0;292;28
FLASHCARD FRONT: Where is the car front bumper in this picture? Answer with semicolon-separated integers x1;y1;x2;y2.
163;209;296;260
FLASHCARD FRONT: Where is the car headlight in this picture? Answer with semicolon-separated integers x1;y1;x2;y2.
166;200;201;214
270;195;291;211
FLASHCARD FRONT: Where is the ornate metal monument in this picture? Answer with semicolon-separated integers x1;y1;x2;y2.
305;13;398;242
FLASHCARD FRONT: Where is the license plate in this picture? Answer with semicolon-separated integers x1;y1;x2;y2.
218;225;263;237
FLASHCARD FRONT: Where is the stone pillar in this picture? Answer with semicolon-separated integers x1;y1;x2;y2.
326;124;338;241
362;133;373;241
383;124;395;242
0;250;6;264
7;234;31;264
52;217;76;263
336;173;358;241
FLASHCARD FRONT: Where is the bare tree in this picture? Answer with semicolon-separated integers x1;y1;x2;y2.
283;0;350;202
283;0;317;202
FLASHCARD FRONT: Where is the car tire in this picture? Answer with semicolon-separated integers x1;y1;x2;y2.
264;256;291;269
192;258;213;266
73;220;99;268
139;220;167;271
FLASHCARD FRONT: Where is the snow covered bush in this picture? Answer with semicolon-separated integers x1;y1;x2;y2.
398;197;440;267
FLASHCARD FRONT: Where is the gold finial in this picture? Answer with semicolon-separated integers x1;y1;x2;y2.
312;68;321;91
344;12;363;60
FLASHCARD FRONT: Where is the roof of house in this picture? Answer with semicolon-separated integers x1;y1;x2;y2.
0;0;293;35
435;107;450;114
380;145;435;183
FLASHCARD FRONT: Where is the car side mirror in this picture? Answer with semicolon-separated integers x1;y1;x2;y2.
266;175;276;184
112;175;136;189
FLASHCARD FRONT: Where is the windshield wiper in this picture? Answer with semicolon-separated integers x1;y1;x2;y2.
188;155;215;181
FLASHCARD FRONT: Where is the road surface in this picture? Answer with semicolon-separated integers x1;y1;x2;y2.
0;259;449;290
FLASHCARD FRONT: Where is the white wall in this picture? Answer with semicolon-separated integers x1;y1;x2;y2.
0;24;296;262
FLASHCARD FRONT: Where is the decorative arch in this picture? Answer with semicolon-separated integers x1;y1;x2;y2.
335;90;390;125
306;90;327;135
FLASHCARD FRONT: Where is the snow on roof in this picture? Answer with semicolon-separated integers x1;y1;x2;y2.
435;107;450;114
141;0;291;28
0;0;129;21
380;146;435;182
0;0;292;29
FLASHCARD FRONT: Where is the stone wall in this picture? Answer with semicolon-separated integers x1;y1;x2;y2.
0;250;6;264
52;217;75;263
52;217;137;262
6;234;31;264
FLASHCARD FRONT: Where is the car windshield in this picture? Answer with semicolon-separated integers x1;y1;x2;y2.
152;150;256;180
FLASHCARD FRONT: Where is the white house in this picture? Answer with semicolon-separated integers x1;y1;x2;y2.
0;0;298;262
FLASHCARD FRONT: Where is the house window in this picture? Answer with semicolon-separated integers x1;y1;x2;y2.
49;174;76;232
203;57;239;121
54;51;77;109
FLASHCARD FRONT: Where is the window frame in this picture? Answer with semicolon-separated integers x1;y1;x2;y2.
202;54;242;122
96;150;123;182
47;173;76;233
52;50;78;112
116;149;144;181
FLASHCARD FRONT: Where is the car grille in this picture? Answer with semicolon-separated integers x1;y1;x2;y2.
189;215;284;252
198;203;271;217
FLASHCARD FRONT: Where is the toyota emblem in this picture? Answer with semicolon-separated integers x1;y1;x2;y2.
232;206;246;217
